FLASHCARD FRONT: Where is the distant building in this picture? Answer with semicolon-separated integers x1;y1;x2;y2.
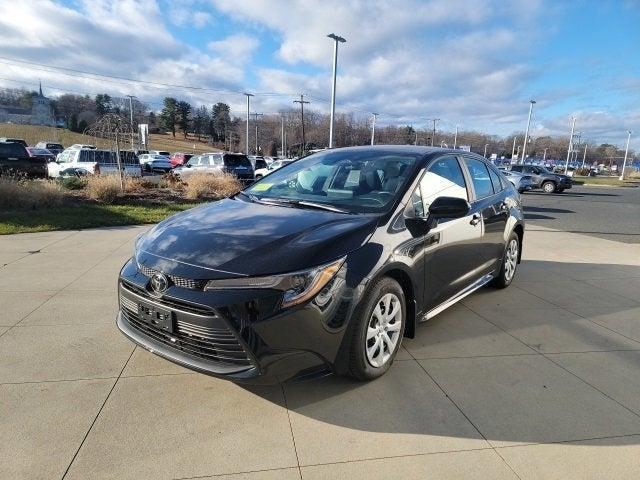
0;82;55;126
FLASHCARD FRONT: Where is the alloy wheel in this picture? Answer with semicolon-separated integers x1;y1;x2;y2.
504;238;519;282
365;293;402;368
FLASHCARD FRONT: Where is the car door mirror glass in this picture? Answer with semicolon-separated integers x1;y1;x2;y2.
428;196;471;219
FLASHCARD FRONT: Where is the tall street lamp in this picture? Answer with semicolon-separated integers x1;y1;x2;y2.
520;100;535;165
619;130;632;180
453;124;458;149
243;93;253;156
370;112;377;145
564;116;576;174
327;33;346;148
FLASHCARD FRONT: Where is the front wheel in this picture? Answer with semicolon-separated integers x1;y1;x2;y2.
541;181;556;193
348;277;406;381
493;231;520;289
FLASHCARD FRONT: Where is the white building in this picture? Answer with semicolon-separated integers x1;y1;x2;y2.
0;83;54;126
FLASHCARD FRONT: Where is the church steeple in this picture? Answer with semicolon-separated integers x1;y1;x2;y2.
39;81;43;96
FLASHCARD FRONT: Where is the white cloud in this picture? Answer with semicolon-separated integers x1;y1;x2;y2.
207;34;259;64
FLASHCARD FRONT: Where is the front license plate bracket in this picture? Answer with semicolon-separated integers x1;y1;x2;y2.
138;302;174;333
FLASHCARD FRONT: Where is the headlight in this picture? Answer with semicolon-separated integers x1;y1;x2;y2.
204;257;345;308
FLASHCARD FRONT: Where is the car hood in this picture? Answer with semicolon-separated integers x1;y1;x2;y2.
135;198;379;279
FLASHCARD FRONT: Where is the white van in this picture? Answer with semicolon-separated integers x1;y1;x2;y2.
48;149;142;177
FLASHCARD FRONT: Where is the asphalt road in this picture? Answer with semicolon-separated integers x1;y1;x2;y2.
522;184;640;244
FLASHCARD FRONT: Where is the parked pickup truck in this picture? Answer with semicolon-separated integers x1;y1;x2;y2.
0;141;47;178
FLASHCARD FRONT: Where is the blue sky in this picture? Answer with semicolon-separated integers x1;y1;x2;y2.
0;0;639;147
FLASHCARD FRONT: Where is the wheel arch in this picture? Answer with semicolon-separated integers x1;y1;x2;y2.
513;222;524;263
374;266;417;339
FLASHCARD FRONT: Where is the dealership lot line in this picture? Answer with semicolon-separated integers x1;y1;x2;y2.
0;222;639;479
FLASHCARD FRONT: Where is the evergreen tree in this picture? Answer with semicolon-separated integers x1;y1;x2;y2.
176;101;192;139
160;97;178;137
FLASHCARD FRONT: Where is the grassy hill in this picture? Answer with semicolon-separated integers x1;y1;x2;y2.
0;123;220;154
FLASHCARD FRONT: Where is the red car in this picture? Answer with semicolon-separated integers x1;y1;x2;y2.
169;152;193;167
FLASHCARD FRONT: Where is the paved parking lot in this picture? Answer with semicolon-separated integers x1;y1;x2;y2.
2;205;640;479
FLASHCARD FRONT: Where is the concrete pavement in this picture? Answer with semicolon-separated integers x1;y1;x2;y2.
1;225;640;479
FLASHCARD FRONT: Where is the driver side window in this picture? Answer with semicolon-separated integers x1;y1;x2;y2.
414;156;468;215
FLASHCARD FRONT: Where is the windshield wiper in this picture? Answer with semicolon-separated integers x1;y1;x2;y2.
235;191;260;203
258;197;348;213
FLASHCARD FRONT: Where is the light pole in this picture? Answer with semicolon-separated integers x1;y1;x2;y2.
581;144;588;170
511;136;517;159
370;112;377;145
431;118;439;146
280;114;285;158
126;94;136;149
243;93;253;156
453;124;458;149
483;143;489;158
619;130;632;180
520;100;535;165
564;116;576;174
327;33;346;148
543;148;548;163
253;113;263;153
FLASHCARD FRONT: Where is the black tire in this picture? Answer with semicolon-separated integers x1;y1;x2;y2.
255;175;263;180
541;181;556;194
493;230;520;289
348;277;406;381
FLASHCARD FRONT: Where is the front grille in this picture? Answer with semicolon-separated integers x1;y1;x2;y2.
138;264;207;290
120;292;253;367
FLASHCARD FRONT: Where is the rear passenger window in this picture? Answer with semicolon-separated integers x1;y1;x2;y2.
488;167;503;193
464;158;494;199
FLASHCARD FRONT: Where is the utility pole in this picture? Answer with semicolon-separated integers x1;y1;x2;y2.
126;95;136;149
511;136;517;159
280;114;285;158
564;117;576;174
572;132;582;163
453;125;459;149
327;33;346;148
430;119;439;146
243;93;253;156
581;144;588;170
619;130;632;180
253;113;263;153
543;148;548;163
370;113;378;145
414;131;418;146
293;94;310;155
520;100;536;165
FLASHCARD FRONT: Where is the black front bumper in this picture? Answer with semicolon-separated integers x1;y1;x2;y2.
116;259;357;383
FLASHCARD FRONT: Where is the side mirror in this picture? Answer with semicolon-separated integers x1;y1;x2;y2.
428;196;470;219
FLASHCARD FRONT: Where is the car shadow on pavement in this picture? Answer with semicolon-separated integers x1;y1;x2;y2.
241;260;640;448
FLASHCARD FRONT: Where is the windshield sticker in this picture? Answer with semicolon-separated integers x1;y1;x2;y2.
252;183;273;192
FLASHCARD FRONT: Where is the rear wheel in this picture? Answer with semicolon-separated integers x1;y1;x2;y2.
542;181;556;193
493;231;520;289
348;277;406;381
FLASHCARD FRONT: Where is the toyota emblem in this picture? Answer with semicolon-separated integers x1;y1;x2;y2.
150;273;169;296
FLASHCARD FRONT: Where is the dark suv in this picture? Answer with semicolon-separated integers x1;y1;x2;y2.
0;141;47;178
117;146;524;383
510;164;572;193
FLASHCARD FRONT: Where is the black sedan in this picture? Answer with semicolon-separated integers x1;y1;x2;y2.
117;146;524;382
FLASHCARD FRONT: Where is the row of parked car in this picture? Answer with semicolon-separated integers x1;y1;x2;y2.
0;137;294;182
498;164;573;194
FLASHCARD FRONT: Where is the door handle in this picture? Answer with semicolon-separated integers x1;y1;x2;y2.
470;214;481;226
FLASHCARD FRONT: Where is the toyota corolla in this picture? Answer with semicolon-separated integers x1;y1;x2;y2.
117;146;524;382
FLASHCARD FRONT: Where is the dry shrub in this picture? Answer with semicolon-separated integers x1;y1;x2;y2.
183;172;242;200
159;171;183;189
84;174;122;203
0;176;65;209
629;170;640;180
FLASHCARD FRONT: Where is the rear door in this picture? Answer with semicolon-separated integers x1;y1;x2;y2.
462;157;509;272
419;155;485;310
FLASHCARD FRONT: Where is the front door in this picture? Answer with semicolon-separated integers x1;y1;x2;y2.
418;155;486;310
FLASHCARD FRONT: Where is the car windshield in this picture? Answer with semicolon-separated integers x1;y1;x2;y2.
245;149;422;213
